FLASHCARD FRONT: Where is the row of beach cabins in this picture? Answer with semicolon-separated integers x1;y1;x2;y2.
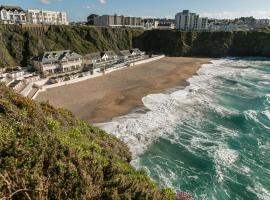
0;48;149;98
30;48;146;79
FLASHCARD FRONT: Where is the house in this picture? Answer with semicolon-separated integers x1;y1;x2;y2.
101;51;118;62
83;50;119;74
27;9;68;25
118;50;132;60
83;52;103;74
0;5;26;24
31;50;82;76
130;48;145;58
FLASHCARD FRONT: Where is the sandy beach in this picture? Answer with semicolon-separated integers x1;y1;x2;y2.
36;57;211;123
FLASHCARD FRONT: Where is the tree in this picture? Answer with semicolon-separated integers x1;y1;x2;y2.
87;14;98;25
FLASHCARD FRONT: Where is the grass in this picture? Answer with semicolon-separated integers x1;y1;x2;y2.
0;83;175;199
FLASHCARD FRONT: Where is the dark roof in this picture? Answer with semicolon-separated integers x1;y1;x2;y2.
119;50;131;57
0;5;24;12
130;48;142;54
84;52;101;60
32;50;82;63
101;51;117;58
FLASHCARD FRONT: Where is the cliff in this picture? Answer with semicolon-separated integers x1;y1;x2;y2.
0;25;143;68
1;25;270;69
134;29;270;57
0;84;174;199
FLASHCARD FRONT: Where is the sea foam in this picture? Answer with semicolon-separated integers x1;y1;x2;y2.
97;58;263;157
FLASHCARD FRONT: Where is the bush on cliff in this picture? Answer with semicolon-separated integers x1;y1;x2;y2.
0;84;174;200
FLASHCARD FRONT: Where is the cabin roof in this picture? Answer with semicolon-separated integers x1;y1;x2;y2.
32;50;82;63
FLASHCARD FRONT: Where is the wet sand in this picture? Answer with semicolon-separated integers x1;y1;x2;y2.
36;57;211;123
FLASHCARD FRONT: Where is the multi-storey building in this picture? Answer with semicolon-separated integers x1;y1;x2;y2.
94;14;142;27
31;50;82;76
0;5;26;24
27;9;68;25
175;10;208;30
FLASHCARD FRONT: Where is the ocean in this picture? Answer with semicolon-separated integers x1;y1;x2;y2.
100;58;270;200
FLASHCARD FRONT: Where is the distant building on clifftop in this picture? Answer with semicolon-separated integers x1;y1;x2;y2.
175;10;208;30
26;9;68;25
93;14;142;28
0;5;26;24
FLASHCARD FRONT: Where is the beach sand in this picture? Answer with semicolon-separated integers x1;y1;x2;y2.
36;57;211;123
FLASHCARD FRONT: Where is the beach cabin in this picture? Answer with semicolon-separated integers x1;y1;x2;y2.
101;51;118;62
31;50;82;76
100;51;119;70
83;52;103;74
130;48;145;58
7;70;24;79
118;50;132;62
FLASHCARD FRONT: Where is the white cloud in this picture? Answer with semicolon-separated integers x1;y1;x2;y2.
201;10;270;19
40;0;62;5
97;0;107;4
40;0;51;4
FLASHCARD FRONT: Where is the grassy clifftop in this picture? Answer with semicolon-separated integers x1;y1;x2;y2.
0;84;174;199
0;25;143;68
134;29;270;57
1;25;270;68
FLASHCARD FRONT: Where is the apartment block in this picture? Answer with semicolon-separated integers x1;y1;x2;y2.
94;14;142;27
175;10;208;30
27;9;68;25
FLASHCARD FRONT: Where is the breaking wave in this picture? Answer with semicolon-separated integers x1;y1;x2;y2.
98;58;270;199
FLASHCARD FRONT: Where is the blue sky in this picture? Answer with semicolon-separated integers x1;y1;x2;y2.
2;0;270;21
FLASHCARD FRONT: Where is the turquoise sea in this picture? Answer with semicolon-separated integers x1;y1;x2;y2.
101;58;270;200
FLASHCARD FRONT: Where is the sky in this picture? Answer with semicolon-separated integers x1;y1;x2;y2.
2;0;270;21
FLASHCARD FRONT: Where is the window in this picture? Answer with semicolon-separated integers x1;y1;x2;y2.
2;11;7;19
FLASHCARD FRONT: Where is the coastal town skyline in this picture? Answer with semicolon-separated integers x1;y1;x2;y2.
1;0;270;21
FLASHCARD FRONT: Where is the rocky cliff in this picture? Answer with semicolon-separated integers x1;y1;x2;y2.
0;25;143;68
1;25;270;69
134;29;270;57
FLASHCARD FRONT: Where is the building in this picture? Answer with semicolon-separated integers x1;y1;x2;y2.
31;50;82;76
118;50;132;61
94;14;142;27
0;5;26;24
83;51;118;74
83;53;102;74
130;48;145;58
26;9;68;25
175;10;208;30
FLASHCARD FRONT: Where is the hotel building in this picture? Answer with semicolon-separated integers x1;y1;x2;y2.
26;9;68;25
175;10;208;30
94;14;142;27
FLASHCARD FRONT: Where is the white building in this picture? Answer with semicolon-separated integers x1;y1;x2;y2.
31;50;82;76
27;9;68;25
94;14;142;27
0;5;26;24
175;10;208;30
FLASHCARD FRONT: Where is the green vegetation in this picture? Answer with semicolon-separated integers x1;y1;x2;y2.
1;25;270;68
0;84;174;199
0;25;143;68
134;29;270;57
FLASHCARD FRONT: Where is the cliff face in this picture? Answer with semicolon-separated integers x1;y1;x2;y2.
1;25;270;68
0;25;143;68
0;84;174;200
134;30;270;57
